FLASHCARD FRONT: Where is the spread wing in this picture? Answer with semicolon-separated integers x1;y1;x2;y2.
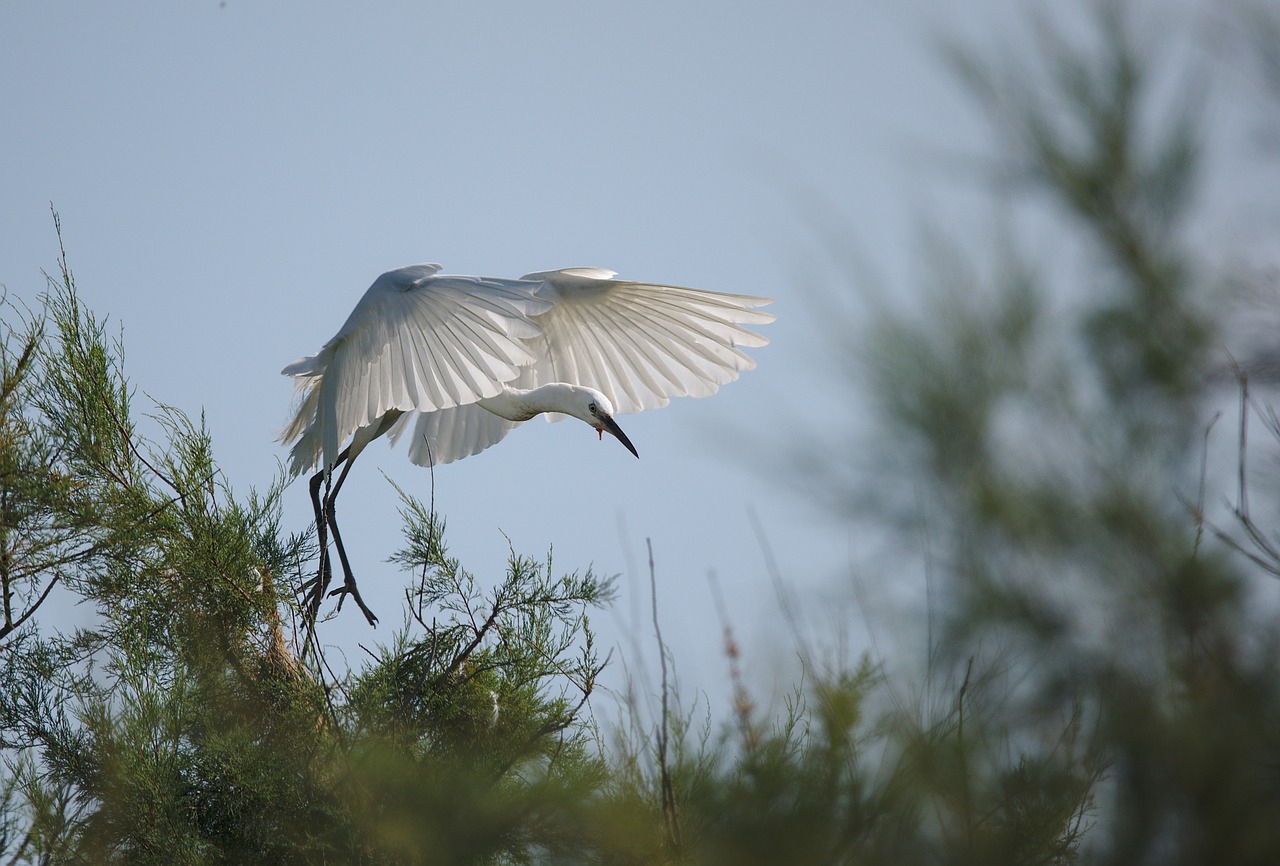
519;268;774;415
281;263;550;473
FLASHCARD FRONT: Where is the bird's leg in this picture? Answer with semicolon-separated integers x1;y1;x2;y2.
323;454;379;626
302;466;334;634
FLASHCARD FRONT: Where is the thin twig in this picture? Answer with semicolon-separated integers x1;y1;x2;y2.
1237;366;1249;515
647;538;682;853
0;575;60;642
708;568;756;751
1189;411;1222;555
747;505;813;664
957;655;975;847
431;597;503;690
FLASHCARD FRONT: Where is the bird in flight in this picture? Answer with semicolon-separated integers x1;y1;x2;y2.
281;264;774;625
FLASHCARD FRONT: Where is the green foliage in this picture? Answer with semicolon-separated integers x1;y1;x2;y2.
0;214;612;863
842;4;1280;864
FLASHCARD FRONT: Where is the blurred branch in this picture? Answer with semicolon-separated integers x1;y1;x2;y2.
647;539;682;853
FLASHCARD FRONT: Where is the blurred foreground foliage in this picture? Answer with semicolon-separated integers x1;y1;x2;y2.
1;3;1279;863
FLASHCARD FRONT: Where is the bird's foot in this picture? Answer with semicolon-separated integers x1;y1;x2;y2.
329;578;379;627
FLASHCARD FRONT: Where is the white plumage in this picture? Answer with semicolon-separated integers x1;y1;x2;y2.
280;263;774;626
282;264;773;475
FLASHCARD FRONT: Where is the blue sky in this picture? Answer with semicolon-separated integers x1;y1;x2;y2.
3;0;1045;710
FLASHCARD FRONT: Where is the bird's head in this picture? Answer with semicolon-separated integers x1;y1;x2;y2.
570;387;639;458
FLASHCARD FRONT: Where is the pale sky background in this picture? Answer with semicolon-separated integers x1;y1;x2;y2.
3;0;1267;719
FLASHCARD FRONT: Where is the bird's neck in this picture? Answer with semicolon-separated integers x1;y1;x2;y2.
478;383;579;422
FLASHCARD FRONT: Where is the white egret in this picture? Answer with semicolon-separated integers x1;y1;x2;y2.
281;263;774;624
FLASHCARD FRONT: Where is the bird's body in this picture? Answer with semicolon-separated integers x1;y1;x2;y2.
281;263;773;625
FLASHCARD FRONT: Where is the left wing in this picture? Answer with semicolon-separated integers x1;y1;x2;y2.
519;268;774;415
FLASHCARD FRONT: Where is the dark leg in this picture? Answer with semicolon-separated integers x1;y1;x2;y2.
303;466;334;634
322;455;379;626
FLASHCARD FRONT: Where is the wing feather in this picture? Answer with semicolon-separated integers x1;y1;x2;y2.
280;264;550;473
399;403;521;466
583;293;724;395
520;270;774;415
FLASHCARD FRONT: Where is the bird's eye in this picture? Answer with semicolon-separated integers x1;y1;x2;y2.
588;403;598;415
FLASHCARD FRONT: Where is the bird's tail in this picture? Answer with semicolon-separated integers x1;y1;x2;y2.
279;370;325;476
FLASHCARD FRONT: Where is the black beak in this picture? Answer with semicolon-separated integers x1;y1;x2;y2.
601;415;639;458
